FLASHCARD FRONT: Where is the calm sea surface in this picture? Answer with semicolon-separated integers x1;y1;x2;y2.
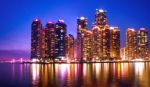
0;63;150;87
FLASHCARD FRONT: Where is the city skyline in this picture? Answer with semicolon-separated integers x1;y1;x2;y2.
1;1;150;87
0;0;150;59
31;9;149;62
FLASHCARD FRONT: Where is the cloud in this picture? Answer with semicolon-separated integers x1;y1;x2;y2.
0;50;30;59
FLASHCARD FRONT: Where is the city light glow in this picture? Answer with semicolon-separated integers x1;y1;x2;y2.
80;16;85;20
58;19;65;23
35;19;39;21
97;9;104;13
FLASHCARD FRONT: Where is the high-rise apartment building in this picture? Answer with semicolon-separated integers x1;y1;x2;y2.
92;25;102;60
102;27;110;59
110;27;120;60
66;34;74;61
45;21;55;60
31;19;43;59
93;9;110;60
76;16;88;61
39;27;45;59
137;28;149;59
83;30;93;61
125;28;137;60
55;20;67;60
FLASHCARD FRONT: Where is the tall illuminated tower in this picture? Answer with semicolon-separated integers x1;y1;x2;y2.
92;25;102;60
55;20;67;60
83;30;93;61
31;19;42;59
45;21;55;60
66;34;74;61
92;9;110;60
125;28;137;60
40;27;45;59
110;27;120;60
76;16;88;61
102;27;110;59
137;28;148;59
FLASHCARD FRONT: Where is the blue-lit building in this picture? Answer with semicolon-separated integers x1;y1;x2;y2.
31;19;42;59
55;20;67;60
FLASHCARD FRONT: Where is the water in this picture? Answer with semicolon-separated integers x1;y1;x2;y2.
0;63;150;87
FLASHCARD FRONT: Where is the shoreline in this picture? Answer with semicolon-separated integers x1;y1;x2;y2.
1;60;150;64
24;60;150;64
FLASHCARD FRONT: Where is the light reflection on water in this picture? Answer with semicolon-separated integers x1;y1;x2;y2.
31;64;40;86
135;62;144;76
0;63;150;87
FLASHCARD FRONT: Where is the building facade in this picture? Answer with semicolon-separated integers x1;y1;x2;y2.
93;9;110;60
31;19;43;59
55;20;67;60
110;27;120;60
45;21;55;60
39;27;45;59
102;27;110;59
76;16;88;61
83;30;93;61
125;28;137;60
137;28;149;59
92;25;102;60
66;34;74;61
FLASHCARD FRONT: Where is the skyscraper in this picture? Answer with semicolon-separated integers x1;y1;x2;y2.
83;30;93;61
137;28;149;59
93;9;110;60
55;20;67;60
31;19;43;60
110;27;120;60
76;16;88;61
92;25;102;60
102;27;110;59
39;27;45;60
66;34;74;61
45;21;55;60
125;28;137;60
